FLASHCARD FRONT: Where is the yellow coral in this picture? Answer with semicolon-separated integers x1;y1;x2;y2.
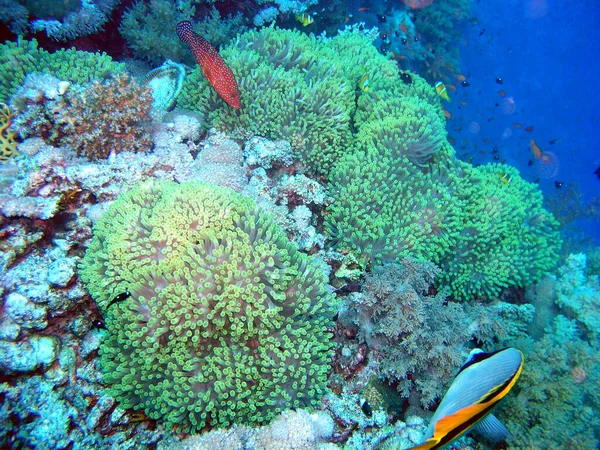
0;103;18;161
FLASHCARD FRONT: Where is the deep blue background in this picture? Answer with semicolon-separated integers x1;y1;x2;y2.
447;0;600;244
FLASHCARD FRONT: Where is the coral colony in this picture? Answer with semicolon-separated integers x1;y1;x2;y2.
0;1;599;449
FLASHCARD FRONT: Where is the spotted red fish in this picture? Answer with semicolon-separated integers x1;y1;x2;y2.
176;20;241;109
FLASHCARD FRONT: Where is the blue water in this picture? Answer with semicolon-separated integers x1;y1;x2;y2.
449;0;600;243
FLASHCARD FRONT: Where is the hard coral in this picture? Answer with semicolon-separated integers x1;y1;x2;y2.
79;180;336;431
66;73;153;159
0;103;18;161
11;73;153;160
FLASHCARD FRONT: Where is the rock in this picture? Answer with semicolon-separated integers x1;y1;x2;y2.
0;313;21;341
47;257;76;287
4;292;48;330
0;335;60;374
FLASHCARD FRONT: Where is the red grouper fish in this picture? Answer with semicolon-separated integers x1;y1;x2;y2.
176;20;241;109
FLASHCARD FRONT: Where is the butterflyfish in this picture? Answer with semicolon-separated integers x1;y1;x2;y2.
359;73;370;92
406;347;524;450
296;13;314;26
435;82;451;102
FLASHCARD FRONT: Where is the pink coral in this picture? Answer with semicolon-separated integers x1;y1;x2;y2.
402;0;435;9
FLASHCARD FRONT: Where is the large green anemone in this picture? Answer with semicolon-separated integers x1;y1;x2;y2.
79;180;336;431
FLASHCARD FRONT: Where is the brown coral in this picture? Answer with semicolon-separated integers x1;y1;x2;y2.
11;73;153;160
0;103;18;161
64;73;153;159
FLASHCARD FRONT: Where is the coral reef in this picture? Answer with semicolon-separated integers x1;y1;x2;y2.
79;180;336;431
325;150;460;266
0;103;17;162
496;316;600;449
120;2;245;66
338;259;510;407
177;409;336;450
11;73;154;160
438;163;562;300
0;0;119;41
553;253;600;342
178;26;395;175
0;38;125;104
327;148;561;300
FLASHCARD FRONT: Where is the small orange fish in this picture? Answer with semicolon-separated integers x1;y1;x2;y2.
459;100;467;106
513;122;522;129
497;90;506;97
443;109;452;119
399;24;409;34
447;84;457;92
530;139;541;159
448;136;456;145
525;126;534;132
358;7;370;11
483;138;491;144
455;74;467;81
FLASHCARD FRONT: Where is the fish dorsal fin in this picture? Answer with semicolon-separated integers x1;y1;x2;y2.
472;413;510;442
457;348;502;375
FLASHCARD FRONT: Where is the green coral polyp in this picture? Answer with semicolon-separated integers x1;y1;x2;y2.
79;180;335;431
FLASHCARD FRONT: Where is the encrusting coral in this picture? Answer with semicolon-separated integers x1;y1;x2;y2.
0;103;18;162
78;180;336;431
11;73;153;160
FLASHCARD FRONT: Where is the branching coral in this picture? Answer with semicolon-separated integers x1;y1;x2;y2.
78;180;336;431
11;73;153;160
120;2;245;66
339;259;499;408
